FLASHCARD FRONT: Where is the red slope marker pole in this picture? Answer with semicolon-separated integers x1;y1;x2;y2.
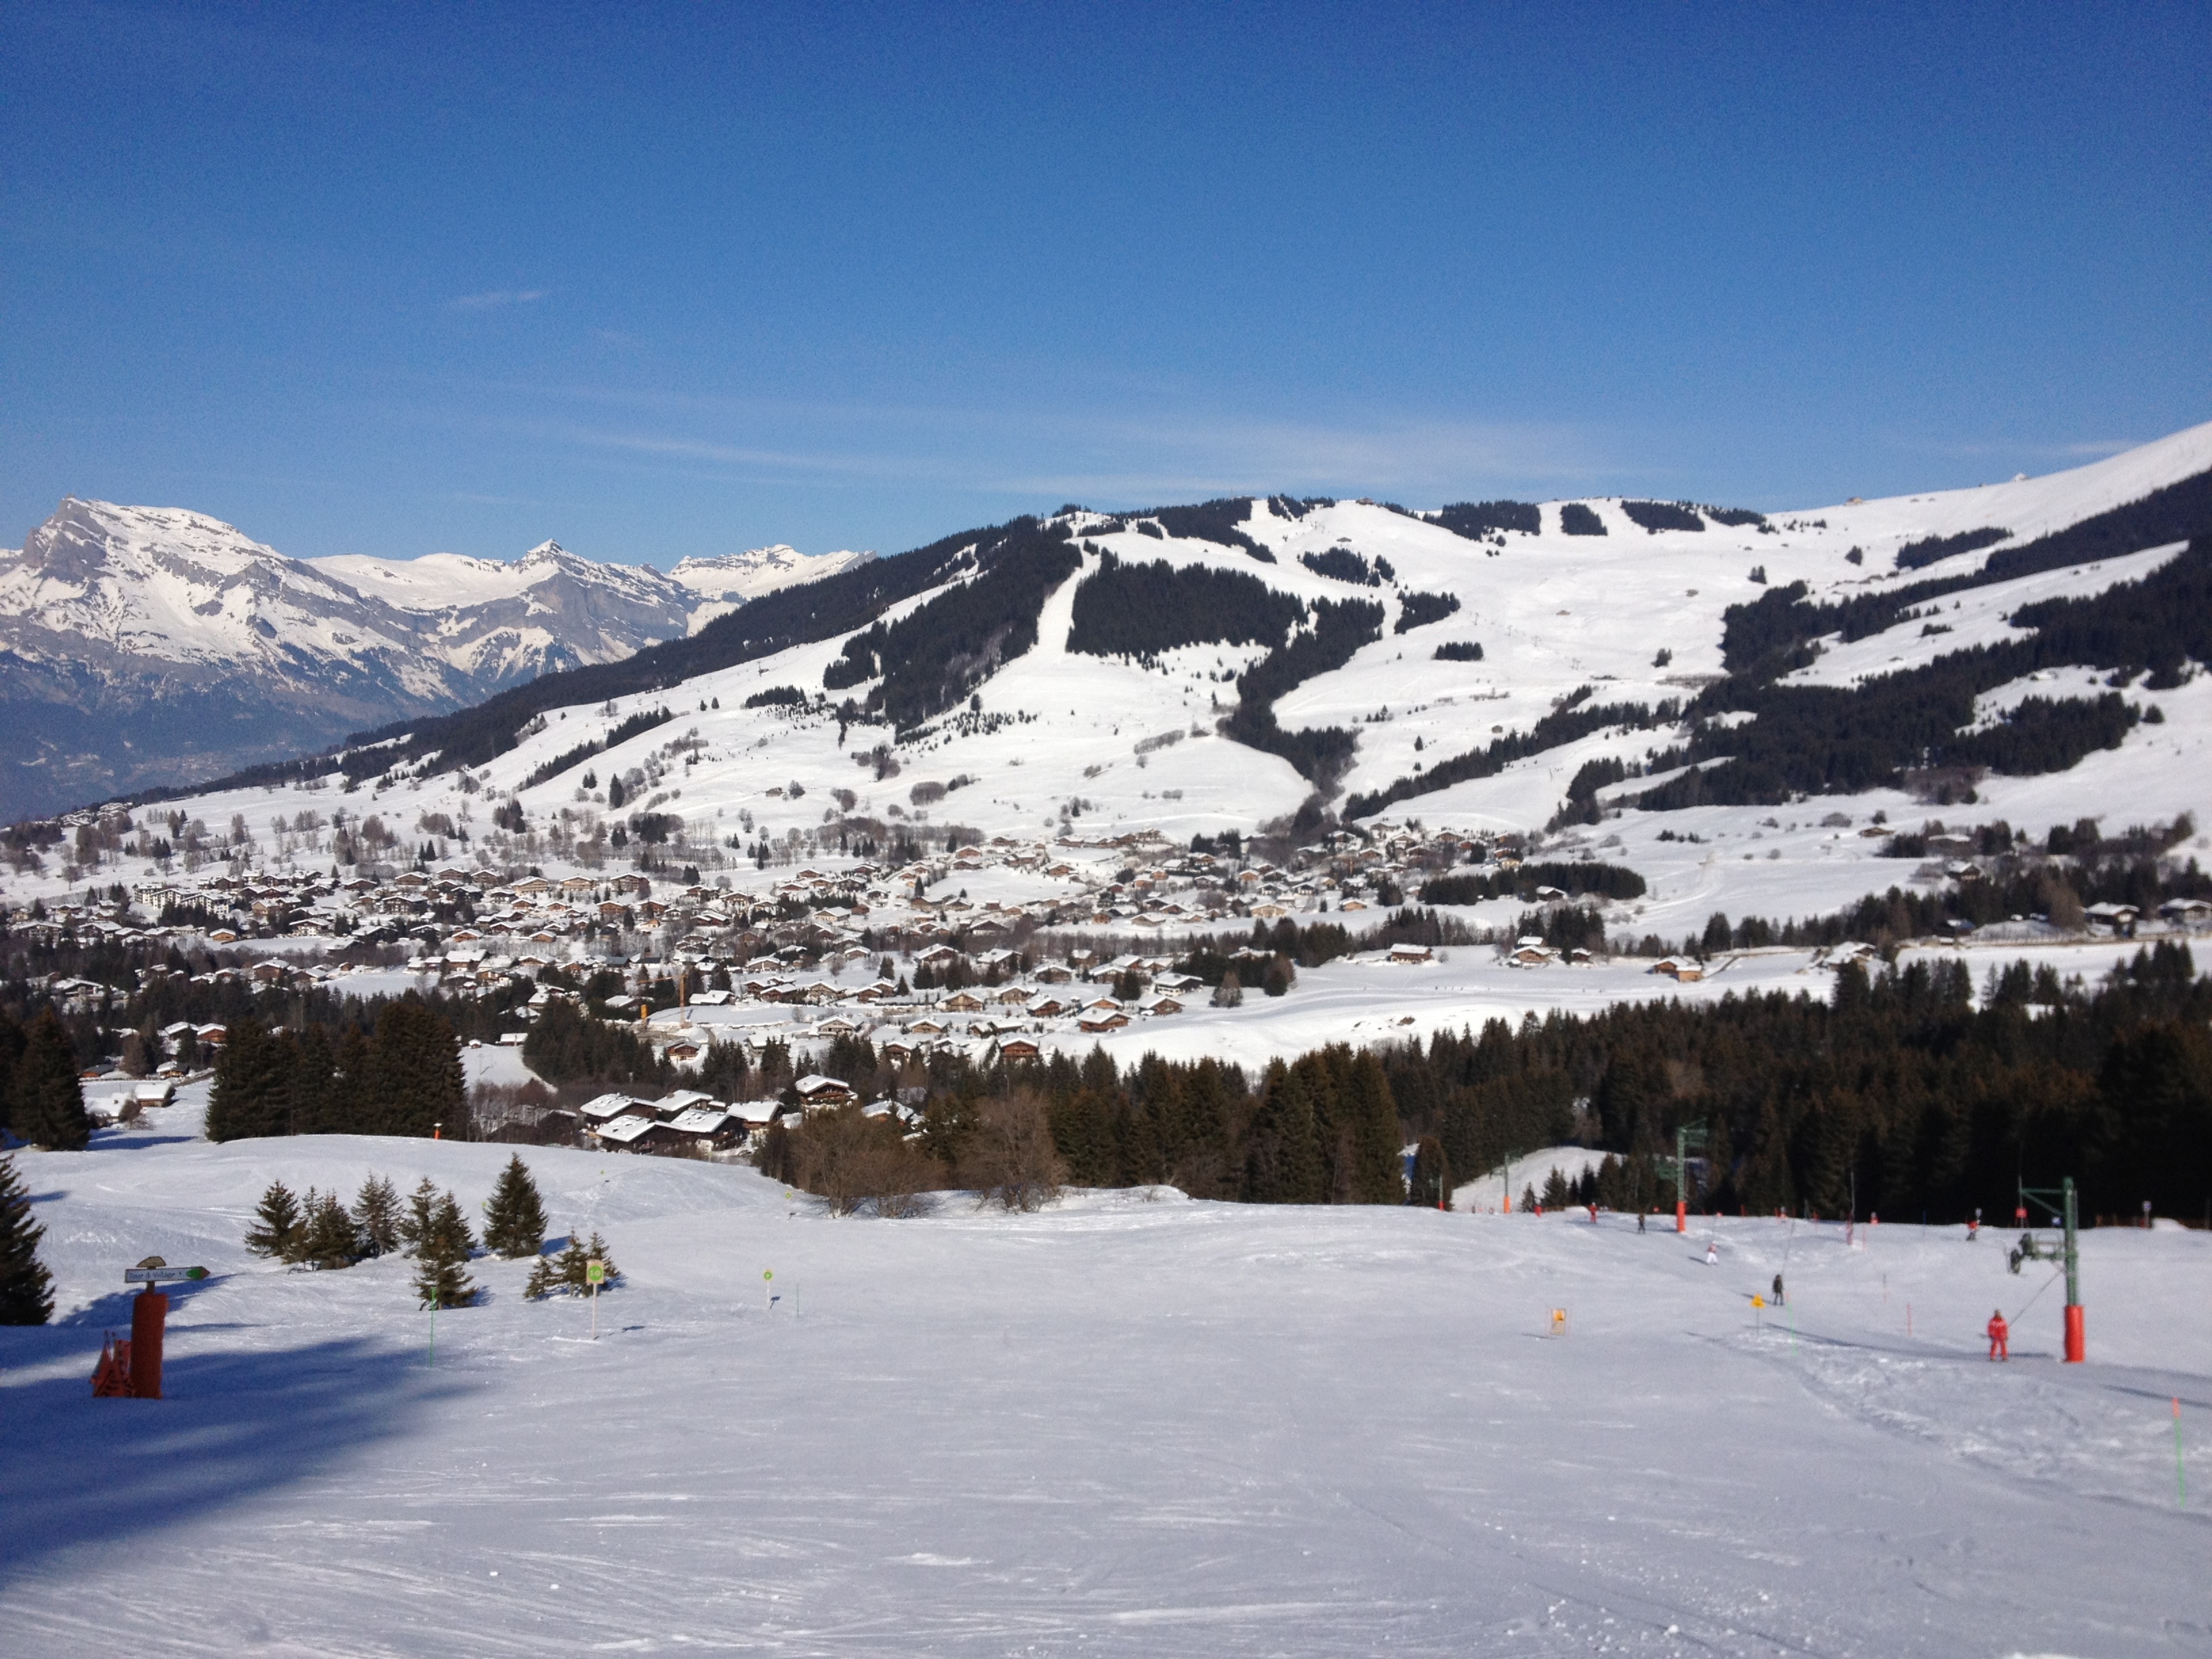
2176;1399;2188;1509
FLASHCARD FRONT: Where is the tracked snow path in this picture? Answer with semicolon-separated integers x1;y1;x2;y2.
3;1105;2209;1656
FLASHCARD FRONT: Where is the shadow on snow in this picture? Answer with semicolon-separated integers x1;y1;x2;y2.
0;1334;464;1582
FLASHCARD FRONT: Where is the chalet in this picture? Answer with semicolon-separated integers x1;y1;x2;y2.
1388;943;1435;964
939;989;987;1013
1507;944;1555;968
794;1074;856;1109
662;1107;739;1151
1652;958;1704;983
1077;1009;1130;1033
594;1113;659;1149
994;1037;1043;1062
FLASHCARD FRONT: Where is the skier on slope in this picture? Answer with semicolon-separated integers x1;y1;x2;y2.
1986;1309;2009;1361
1705;1240;1719;1266
1771;1273;1785;1307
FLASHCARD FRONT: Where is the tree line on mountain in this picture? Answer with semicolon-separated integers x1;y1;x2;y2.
1142;499;1277;562
1393;590;1461;633
1723;469;2212;678
1894;526;2010;571
1430;500;1540;539
1559;503;1607;536
821;529;1081;734
1065;552;1304;660
1298;547;1392;586
1221;598;1385;797
1078;499;1275;562
1630;540;2211;810
1620;500;1705;533
519;705;675;792
1345;687;1682;819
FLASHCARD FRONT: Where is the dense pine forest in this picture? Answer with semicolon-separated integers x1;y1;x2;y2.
762;941;2211;1227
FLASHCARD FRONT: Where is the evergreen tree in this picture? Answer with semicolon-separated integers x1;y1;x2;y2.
350;1173;402;1256
1521;1183;1539;1212
298;1188;361;1269
206;1015;291;1142
0;1153;55;1325
244;1179;304;1258
526;1231;620;1299
363;998;466;1137
1242;1064;1324;1203
11;1010;91;1151
411;1188;478;1309
1340;1051;1405;1204
1541;1166;1572;1209
399;1176;438;1255
482;1155;548;1259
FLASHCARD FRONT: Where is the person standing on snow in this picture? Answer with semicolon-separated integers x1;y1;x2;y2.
1705;1240;1719;1266
1986;1309;2009;1361
1771;1273;1784;1307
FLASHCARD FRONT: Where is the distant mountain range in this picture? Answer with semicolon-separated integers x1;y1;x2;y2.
0;498;869;819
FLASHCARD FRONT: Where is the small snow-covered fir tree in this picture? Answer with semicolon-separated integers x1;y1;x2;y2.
411;1187;478;1309
351;1173;401;1257
0;1153;55;1325
482;1154;548;1259
244;1179;304;1258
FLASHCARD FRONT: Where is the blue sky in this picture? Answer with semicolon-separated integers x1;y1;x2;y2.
3;1;2207;567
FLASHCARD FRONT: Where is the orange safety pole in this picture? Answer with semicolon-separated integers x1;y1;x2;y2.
1675;1200;1687;1234
2064;1304;2085;1364
130;1288;167;1399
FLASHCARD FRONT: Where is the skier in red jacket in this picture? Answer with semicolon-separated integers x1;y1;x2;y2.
1986;1309;2009;1361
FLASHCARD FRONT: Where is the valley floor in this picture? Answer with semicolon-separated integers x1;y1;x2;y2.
3;1090;2209;1656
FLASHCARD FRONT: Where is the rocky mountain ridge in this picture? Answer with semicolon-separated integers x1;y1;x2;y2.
0;498;866;819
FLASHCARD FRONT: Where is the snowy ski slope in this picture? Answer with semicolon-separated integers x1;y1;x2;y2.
3;1089;2208;1656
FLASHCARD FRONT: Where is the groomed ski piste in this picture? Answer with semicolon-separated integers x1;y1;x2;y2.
4;1086;2208;1656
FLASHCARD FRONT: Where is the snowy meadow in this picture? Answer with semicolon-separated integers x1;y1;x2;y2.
3;1087;2209;1657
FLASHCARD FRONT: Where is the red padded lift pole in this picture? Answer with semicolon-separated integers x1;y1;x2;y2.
129;1288;167;1399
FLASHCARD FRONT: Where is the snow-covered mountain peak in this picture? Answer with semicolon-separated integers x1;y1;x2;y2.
672;544;874;603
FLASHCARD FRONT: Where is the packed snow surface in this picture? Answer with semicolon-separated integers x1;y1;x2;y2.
4;1090;2209;1656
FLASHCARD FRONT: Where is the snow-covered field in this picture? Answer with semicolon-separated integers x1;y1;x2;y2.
5;1087;2209;1656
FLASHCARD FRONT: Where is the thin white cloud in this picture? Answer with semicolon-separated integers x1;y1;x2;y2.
492;405;1603;506
447;288;550;311
1905;434;2137;463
